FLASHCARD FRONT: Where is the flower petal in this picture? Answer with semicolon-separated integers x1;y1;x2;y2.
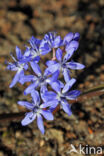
40;100;59;108
21;112;36;126
61;100;72;116
41;110;54;120
46;60;57;67
23;63;28;70
66;90;80;100
31;90;40;105
24;82;38;95
40;85;48;93
51;82;61;93
63;48;75;61
33;56;40;63
9;70;23;88
19;75;34;84
18;101;34;110
29;36;41;50
63;32;74;44
31;90;40;104
46;70;59;84
42;91;57;102
24;47;31;57
7;63;18;71
57;80;64;88
46;63;60;74
40;39;51;55
30;61;42;76
73;32;80;41
37;114;45;134
16;46;22;60
62;78;76;94
56;48;63;62
66;41;79;52
66;61;85;70
63;68;71;83
52;36;62;48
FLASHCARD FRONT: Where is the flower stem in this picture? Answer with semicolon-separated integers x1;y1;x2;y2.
52;48;56;60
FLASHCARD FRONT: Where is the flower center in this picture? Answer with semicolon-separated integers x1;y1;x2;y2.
57;92;65;102
39;76;46;85
33;106;39;113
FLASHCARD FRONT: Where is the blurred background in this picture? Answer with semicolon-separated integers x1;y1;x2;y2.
0;0;104;155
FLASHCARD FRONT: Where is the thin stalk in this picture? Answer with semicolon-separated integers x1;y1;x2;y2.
52;48;56;60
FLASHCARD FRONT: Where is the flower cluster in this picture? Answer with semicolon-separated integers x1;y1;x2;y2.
7;32;85;134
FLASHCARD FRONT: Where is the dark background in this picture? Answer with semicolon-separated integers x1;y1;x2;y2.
0;0;104;155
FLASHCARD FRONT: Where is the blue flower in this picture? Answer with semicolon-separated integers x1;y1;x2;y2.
20;36;52;63
19;61;59;95
44;32;63;48
42;78;80;116
63;32;80;45
29;35;51;57
29;36;51;56
63;32;80;53
7;31;85;134
46;48;85;83
7;46;28;88
18;90;54;134
20;46;40;64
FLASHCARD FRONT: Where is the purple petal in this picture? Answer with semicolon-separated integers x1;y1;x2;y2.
63;48;75;61
29;36;41;50
56;48;63;62
19;57;31;64
61;100;72;116
51;82;61;93
44;68;52;76
66;90;80;100
19;75;35;85
41;110;54;120
24;82;38;95
63;68;71;83
30;61;42;76
18;101;34;110
42;91;57;102
73;32;80;41
40;100;58;108
9;70;23;88
48;101;59;111
33;56;40;63
16;46;22;60
63;32;74;44
46;71;59;84
66;61;85;70
24;47;31;57
46;63;60;74
40;85;48;93
62;78;76;94
21;112;36;126
57;80;64;88
66;41;79;52
46;60;57;67
31;90;40;105
7;63;18;71
52;36;62;48
37;114;45;134
23;63;28;70
40;39;51;55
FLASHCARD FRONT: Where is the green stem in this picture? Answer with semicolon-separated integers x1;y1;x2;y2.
81;84;104;95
